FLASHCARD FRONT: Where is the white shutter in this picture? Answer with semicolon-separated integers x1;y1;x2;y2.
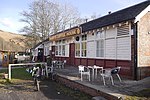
117;36;131;60
87;41;96;58
105;38;116;59
117;24;129;36
106;28;116;38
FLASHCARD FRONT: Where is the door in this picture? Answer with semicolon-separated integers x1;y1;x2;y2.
37;48;44;62
69;43;75;66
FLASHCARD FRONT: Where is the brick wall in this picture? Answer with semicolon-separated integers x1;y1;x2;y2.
55;75;119;100
138;12;150;66
138;12;150;79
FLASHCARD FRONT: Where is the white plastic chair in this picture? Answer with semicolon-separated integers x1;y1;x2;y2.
78;65;90;81
62;60;66;68
56;61;62;68
111;67;122;82
101;67;121;85
101;68;114;85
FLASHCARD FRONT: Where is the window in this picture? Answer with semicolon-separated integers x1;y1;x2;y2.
75;43;80;56
81;42;86;57
95;31;105;57
82;34;87;41
62;45;65;56
75;36;80;41
96;31;104;38
75;34;87;57
96;40;104;57
45;46;49;56
61;39;65;56
58;45;61;55
81;34;87;57
55;39;66;56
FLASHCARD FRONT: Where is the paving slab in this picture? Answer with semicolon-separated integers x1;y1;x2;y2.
55;66;150;99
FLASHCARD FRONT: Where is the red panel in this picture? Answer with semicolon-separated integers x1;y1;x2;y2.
80;58;87;66
116;60;132;77
66;58;70;65
117;60;131;67
87;59;95;66
105;59;116;68
74;58;80;66
121;68;132;76
95;59;104;67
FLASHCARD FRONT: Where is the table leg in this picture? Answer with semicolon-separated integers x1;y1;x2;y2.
95;68;97;79
92;68;95;81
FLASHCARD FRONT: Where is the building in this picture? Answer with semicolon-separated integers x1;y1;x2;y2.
33;1;150;80
31;39;51;62
0;50;15;67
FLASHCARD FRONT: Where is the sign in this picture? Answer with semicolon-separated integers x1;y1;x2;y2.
49;27;81;41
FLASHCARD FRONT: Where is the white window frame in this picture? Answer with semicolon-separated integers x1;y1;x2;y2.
75;34;87;58
75;43;80;57
95;31;105;58
55;39;67;57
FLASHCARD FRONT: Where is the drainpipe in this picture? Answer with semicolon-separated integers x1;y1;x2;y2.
133;22;138;80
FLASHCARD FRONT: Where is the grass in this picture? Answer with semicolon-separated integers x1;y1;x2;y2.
56;82;92;100
0;67;32;84
11;67;32;80
125;88;150;100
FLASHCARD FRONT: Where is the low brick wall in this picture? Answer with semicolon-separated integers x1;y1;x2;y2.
138;67;150;80
55;74;120;100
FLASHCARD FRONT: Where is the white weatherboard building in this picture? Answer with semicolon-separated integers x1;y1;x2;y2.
32;1;150;80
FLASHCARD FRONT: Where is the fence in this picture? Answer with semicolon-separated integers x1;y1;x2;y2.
8;62;47;80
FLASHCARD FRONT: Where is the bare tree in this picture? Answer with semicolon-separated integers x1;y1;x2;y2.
20;0;81;48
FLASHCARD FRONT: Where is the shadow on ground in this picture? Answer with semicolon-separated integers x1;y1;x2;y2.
39;79;75;100
0;78;91;100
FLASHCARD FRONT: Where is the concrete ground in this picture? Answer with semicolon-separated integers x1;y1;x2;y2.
0;80;75;100
55;66;150;99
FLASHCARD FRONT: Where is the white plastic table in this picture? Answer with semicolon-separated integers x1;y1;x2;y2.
88;65;103;81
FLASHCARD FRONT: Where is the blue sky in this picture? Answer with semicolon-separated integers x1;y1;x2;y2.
0;0;145;34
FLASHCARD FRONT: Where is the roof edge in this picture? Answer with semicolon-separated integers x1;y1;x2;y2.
135;5;150;23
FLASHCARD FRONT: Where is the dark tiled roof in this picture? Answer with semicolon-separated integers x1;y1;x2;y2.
50;26;79;36
81;0;150;32
32;38;49;50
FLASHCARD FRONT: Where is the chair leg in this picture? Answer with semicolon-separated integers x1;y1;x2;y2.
95;69;97;79
51;67;53;73
85;74;90;81
116;74;122;82
102;76;106;85
81;73;83;81
110;76;114;85
88;74;90;81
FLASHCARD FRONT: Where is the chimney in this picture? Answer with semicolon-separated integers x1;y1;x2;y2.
108;11;111;14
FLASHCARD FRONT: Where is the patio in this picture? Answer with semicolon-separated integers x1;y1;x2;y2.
53;66;150;100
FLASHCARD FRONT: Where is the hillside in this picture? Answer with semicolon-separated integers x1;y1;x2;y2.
0;30;26;52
